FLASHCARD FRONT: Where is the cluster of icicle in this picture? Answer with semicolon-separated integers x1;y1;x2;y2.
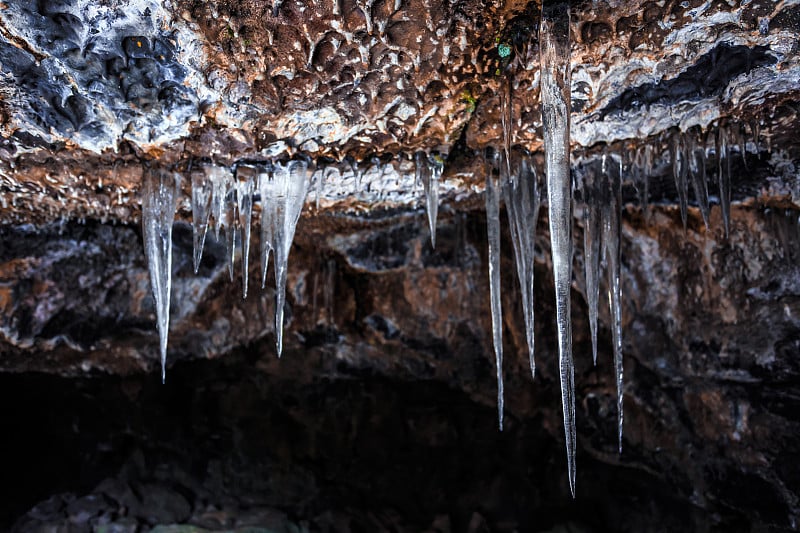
142;159;313;383
140;1;765;498
142;153;447;381
481;1;763;496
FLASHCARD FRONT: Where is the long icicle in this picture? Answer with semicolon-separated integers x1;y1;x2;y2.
486;149;504;430
716;123;732;237
671;133;689;231
582;160;601;366
258;165;275;289
602;153;624;454
236;165;255;299
142;166;180;383
688;130;710;229
503;152;541;377
273;160;311;357
540;0;576;496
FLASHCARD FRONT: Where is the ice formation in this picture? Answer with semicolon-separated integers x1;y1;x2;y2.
190;164;212;274
235;165;256;299
417;151;443;248
142;167;180;383
716;123;732;236
258;160;312;356
671;133;690;231
582;161;602;367
485;150;505;430
540;0;577;496
135;1;763;497
601;153;624;454
503;152;541;376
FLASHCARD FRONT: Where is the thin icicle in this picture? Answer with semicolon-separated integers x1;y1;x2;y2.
582;160;601;366
601;154;624;454
257;165;275;289
225;188;236;282
643;143;653;221
750;119;761;156
671;133;689;230
235;165;255;299
540;0;576;497
315;167;324;212
142;167;180;383
485;149;504;430
716;123;732;237
735;122;748;167
190;164;212;273
503;152;540;377
500;77;513;177
689;131;710;229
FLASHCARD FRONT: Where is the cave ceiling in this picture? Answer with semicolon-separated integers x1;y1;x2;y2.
0;0;796;223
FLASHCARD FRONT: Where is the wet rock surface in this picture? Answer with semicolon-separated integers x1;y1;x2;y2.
0;204;799;531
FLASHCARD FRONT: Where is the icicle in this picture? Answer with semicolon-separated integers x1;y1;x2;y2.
671;133;689;230
540;0;576;496
601;154;624;454
141;167;180;383
688;131;710;229
417;151;442;248
190;164;212;274
225;187;236;282
260;160;311;356
315;167;324;212
500;77;513;178
716;123;732;237
750;119;761;155
632;144;651;221
235;165;255;299
503;152;540;377
582;160;601;366
485;149;504;430
735;122;748;167
643;143;653;221
206;165;233;240
257;165;274;289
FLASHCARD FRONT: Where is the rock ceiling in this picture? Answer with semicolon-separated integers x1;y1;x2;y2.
0;0;797;223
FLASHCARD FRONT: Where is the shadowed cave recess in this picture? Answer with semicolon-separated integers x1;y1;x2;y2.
0;0;799;531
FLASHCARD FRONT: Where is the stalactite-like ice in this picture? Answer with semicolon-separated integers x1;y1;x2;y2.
582;161;601;366
716;123;732;236
417;151;442;248
142;167;180;383
485;150;504;430
206;165;233;240
671;134;689;230
258;160;311;356
500;78;513;178
601;154;624;454
688;132;710;229
540;0;576;496
503;152;541;377
235;165;255;299
258;166;274;290
191;164;212;274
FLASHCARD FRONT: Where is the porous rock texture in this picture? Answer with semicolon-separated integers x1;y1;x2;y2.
0;0;799;531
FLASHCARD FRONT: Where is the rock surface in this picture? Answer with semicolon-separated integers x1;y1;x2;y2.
1;202;799;530
0;0;799;531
